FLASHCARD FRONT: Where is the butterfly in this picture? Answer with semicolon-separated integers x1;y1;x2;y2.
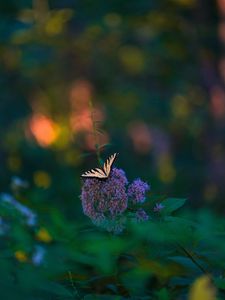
81;153;118;179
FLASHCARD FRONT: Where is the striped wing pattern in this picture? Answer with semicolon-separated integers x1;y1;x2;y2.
103;153;117;176
81;168;107;179
81;153;117;179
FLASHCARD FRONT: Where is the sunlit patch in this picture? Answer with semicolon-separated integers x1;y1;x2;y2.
15;250;28;263
33;171;51;189
188;275;216;300
29;114;60;147
36;228;52;243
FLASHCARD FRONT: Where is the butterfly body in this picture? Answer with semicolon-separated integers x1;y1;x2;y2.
81;153;117;179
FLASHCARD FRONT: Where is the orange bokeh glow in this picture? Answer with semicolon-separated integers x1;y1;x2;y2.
29;114;59;147
71;108;93;132
218;0;225;15
70;79;92;110
70;80;93;132
69;79;108;150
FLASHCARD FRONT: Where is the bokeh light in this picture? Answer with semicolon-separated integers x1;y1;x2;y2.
29;114;60;147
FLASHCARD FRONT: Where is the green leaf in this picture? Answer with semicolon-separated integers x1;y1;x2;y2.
162;198;186;214
42;282;74;297
168;256;201;272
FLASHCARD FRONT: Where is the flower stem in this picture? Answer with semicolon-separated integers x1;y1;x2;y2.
89;99;101;166
68;270;81;299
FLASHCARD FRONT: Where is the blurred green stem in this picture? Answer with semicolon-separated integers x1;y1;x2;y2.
89;100;101;166
68;271;81;299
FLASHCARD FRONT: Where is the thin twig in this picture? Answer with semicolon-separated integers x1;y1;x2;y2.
177;243;208;274
68;270;81;299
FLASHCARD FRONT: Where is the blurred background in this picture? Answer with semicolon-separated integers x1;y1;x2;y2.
0;0;224;214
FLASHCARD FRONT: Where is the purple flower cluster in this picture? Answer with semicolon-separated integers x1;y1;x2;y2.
81;168;128;227
135;209;149;222
81;167;150;233
128;179;150;204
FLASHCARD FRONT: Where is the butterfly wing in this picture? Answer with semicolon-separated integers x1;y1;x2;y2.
81;153;118;179
81;167;107;179
103;153;117;177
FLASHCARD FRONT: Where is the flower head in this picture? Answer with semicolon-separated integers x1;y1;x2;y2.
135;208;149;222
11;176;28;190
81;166;151;233
128;178;150;204
32;245;46;266
81;168;128;232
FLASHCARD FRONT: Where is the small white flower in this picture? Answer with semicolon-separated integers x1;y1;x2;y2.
0;193;37;226
32;245;46;266
11;176;29;189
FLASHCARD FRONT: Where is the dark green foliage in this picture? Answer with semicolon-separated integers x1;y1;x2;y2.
0;0;223;299
1;186;225;299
